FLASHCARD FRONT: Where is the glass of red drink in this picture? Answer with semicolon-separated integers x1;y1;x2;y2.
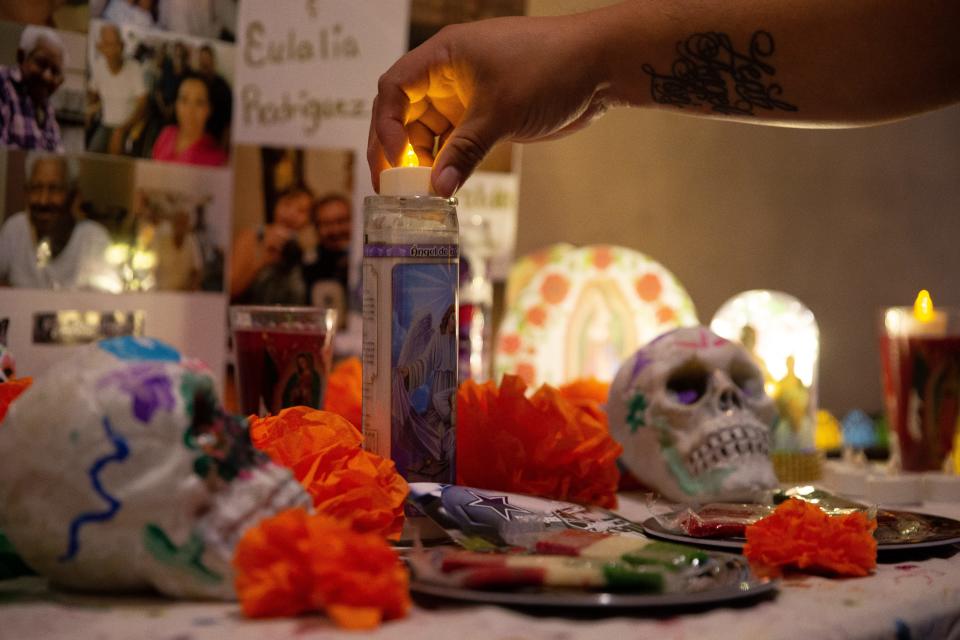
230;306;337;416
879;304;960;471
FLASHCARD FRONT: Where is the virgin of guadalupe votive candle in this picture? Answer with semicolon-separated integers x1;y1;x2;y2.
880;291;960;472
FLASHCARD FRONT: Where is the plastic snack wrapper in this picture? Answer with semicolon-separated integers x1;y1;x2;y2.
407;482;645;549
774;485;875;518
650;501;775;539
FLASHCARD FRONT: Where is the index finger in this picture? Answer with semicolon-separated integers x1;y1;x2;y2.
373;50;434;168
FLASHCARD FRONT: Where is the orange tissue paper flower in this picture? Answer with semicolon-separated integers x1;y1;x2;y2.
233;508;411;628
249;407;407;539
457;375;622;508
0;377;32;426
743;498;877;577
558;378;610;409
324;357;362;428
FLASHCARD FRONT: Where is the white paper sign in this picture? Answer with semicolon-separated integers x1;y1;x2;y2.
233;0;408;148
0;289;227;389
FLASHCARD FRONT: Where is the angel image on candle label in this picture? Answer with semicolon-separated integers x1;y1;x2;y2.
390;263;457;482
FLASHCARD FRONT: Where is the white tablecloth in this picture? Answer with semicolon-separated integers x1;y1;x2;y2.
2;496;959;640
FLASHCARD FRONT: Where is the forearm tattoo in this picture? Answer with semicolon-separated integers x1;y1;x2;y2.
642;30;797;115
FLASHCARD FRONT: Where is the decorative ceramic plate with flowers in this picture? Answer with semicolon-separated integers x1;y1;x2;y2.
495;244;698;388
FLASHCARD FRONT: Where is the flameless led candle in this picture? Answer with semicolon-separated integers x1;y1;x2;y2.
380;143;433;196
884;290;947;337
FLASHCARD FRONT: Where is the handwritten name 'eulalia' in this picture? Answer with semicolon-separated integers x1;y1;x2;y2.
243;20;360;68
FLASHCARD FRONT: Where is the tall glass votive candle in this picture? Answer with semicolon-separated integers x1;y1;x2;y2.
880;297;960;471
230;305;337;417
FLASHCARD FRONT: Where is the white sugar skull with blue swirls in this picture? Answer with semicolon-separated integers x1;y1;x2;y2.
608;326;778;503
0;337;309;599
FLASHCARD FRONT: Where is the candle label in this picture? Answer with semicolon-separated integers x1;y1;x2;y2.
390;263;457;481
880;333;960;471
362;246;458;483
363;244;459;259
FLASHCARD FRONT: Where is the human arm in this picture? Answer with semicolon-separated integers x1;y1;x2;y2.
0;85;11;145
187;233;203;291
0;219;11;286
85;86;101;128
227;225;291;298
109;92;148;154
368;0;960;196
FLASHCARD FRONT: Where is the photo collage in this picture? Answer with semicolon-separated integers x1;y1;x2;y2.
0;0;237;294
0;0;524;377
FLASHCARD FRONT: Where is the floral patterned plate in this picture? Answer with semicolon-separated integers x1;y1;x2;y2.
495;245;698;387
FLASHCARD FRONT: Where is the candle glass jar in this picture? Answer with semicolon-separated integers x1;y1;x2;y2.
229;305;337;417
879;306;960;471
362;195;459;483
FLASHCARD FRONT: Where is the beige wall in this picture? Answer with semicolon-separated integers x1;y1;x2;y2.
523;0;960;414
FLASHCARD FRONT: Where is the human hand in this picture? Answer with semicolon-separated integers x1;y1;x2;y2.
260;225;292;263
108;128;125;155
368;14;614;196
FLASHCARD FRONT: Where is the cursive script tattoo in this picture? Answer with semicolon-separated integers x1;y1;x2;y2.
642;30;797;116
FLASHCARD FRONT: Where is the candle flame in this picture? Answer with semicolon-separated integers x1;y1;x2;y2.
914;289;935;322
401;143;419;168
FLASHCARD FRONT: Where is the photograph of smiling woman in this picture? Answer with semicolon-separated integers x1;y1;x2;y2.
150;71;227;166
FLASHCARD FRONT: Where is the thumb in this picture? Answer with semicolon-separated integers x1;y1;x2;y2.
431;111;501;197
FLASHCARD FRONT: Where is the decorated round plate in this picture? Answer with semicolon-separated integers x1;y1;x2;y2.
642;510;960;552
874;509;960;550
410;554;776;609
495;244;698;387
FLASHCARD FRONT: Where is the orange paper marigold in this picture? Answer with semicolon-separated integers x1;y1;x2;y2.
558;378;610;409
457;375;621;508
324;357;362;429
233;508;411;628
249;407;407;539
744;498;877;577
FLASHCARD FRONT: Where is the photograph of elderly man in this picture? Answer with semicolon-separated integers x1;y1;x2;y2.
0;26;67;151
0;152;112;289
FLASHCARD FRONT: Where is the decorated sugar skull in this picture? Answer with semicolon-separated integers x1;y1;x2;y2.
608;326;778;502
0;337;309;599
